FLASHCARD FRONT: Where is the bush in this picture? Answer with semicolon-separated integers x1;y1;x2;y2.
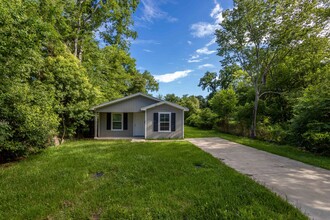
290;76;330;154
186;108;217;129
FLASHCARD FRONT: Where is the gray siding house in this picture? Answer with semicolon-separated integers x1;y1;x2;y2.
91;93;189;139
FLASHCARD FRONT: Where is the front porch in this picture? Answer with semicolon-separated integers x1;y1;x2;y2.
94;112;145;139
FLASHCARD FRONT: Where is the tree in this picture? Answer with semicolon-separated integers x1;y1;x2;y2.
127;70;159;94
290;69;330;154
216;0;327;138
54;0;138;60
209;87;238;122
44;52;96;142
164;94;181;103
198;71;220;98
179;95;200;119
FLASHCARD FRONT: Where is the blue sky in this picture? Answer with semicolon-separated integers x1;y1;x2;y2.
130;0;233;97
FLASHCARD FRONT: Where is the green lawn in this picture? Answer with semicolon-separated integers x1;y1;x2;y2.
0;140;305;219
185;126;330;170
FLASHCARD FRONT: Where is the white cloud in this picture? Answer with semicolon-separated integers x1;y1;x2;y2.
198;63;215;69
188;59;203;63
140;0;178;23
190;1;223;38
154;70;193;83
206;37;216;47
196;47;216;55
187;40;192;45
191;22;216;38
191;54;199;59
210;1;224;24
143;49;152;52
187;54;203;63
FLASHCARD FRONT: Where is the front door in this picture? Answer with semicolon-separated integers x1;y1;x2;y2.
133;112;145;137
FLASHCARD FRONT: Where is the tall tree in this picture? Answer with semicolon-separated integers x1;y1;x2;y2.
216;0;328;138
198;71;220;99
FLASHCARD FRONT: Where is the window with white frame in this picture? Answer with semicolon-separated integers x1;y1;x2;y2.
112;113;123;130
159;112;170;132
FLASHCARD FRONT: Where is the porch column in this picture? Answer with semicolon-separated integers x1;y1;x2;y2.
94;112;98;138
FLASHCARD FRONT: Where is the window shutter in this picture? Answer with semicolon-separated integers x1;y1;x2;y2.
107;113;111;130
171;113;176;131
123;113;128;130
153;113;158;131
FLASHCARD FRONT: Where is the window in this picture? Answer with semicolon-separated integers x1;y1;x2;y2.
159;112;171;132
112;113;123;130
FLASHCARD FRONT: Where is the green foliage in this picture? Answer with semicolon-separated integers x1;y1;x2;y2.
198;71;219;99
186;108;217;129
209;87;238;121
44;53;96;139
0;0;157;162
216;0;327;137
164;94;181;103
290;75;330;154
179;95;200;119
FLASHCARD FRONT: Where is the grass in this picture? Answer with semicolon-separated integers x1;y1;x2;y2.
185;126;330;170
0;140;306;219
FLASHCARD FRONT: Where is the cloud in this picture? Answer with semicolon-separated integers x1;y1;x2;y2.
210;1;224;24
154;70;193;83
140;0;178;23
196;47;216;55
143;49;152;52
198;63;215;69
188;59;203;63
206;37;216;47
190;1;223;38
191;22;216;38
187;40;192;45
187;54;203;63
131;39;160;45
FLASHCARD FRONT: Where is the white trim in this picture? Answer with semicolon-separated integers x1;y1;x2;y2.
94;113;98;138
111;112;123;131
97;113;100;137
91;93;161;111
141;101;189;111
144;110;147;139
158;112;171;132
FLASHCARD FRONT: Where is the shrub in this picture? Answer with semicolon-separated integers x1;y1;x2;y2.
290;76;330;154
186;108;217;130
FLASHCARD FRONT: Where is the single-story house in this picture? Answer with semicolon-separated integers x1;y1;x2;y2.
90;93;189;139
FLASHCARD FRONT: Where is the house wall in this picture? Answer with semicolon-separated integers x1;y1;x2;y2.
146;104;184;139
99;112;133;137
96;96;158;113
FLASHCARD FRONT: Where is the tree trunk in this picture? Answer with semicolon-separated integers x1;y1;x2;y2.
74;36;79;58
74;17;81;58
78;38;83;62
74;1;82;59
250;88;259;138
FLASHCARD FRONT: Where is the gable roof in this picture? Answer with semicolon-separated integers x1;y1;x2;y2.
141;101;189;111
90;92;161;111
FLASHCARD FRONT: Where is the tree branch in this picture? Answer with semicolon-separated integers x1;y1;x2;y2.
259;91;282;98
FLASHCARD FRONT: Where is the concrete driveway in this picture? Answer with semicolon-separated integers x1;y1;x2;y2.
187;138;330;220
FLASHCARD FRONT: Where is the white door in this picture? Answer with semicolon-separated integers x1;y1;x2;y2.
133;112;145;137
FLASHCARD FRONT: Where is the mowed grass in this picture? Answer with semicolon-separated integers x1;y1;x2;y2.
185;126;330;170
0;140;306;219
